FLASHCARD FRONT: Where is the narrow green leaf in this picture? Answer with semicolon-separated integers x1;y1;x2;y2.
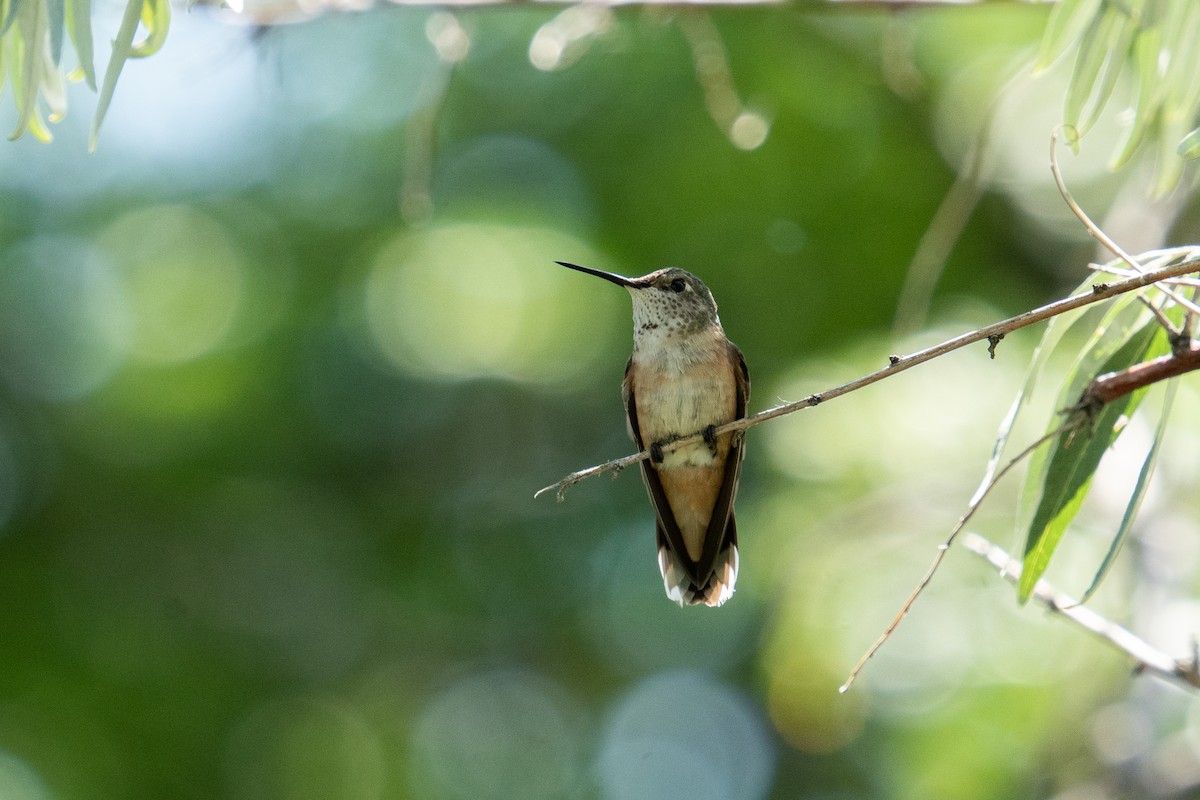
1150;1;1200;192
89;0;144;152
984;256;1132;484
1079;379;1178;603
1179;127;1200;160
1057;293;1151;406
1035;0;1103;74
130;0;168;57
47;0;64;65
1110;27;1163;170
1013;260;1159;538
38;31;66;122
1079;12;1136;136
976;355;1043;508
1165;1;1200;85
66;0;95;90
1018;279;1175;583
1064;7;1123;135
1159;0;1197;72
1173;6;1200;114
25;105;52;141
2;0;22;34
10;0;52;142
1017;295;1145;529
985;261;1133;507
1018;319;1167;603
1152;107;1188;197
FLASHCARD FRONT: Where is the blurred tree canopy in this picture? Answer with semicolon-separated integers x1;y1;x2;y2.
0;1;1199;799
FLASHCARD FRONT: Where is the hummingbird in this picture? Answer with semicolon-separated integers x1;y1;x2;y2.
558;261;750;607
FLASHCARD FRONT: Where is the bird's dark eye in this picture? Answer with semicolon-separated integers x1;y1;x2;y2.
669;278;686;293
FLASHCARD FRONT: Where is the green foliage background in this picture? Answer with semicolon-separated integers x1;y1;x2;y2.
0;3;1199;799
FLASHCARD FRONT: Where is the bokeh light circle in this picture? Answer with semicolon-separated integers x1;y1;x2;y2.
0;236;131;402
97;205;246;365
0;750;52;800
410;668;582;800
224;697;385;800
730;111;770;151
363;222;613;383
598;671;775;800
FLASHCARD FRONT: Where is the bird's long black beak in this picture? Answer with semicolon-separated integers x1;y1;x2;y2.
556;261;638;288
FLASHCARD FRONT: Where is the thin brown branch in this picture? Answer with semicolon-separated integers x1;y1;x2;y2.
961;532;1200;691
1081;343;1200;407
1181;286;1198;342
1051;127;1142;271
1136;294;1181;339
535;253;1200;500
536;450;646;501
1164;287;1200;318
839;421;1077;692
1086;257;1200;326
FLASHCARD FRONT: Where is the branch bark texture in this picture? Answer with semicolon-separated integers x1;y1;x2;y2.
1081;342;1200;407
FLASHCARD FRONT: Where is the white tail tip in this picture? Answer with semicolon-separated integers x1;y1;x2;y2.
657;544;738;607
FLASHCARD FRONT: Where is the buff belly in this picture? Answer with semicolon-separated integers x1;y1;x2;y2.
634;362;736;562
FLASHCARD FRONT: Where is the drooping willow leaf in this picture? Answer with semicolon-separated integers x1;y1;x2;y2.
1018;318;1168;603
1180;127;1200;160
47;0;62;64
88;0;144;152
65;0;96;90
130;0;168;58
1064;4;1133;139
1016;290;1148;533
1078;379;1178;603
1;0;23;34
1035;0;1104;73
1042;0;1200;193
1109;26;1162;171
0;0;168;145
10;0;55;141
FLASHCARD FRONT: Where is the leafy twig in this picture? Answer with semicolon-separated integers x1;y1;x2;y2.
1050;127;1140;269
1052;129;1200;319
842;333;1200;690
